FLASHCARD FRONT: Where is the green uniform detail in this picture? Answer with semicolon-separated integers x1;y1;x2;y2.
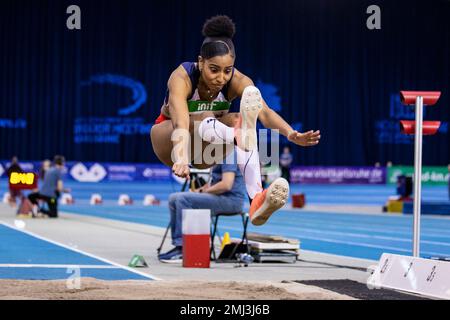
187;100;231;113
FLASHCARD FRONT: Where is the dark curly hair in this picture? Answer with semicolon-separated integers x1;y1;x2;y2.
200;15;236;59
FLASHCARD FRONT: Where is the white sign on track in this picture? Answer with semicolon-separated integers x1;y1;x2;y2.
368;253;450;300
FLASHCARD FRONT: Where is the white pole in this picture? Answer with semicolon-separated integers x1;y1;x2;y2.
413;96;423;257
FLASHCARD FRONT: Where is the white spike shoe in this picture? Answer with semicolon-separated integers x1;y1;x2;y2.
235;86;263;151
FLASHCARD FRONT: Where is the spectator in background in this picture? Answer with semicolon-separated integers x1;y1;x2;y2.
5;156;24;208
39;159;51;181
28;155;68;218
280;146;293;183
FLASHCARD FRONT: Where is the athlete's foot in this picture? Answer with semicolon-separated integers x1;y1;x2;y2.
249;178;289;226
234;86;263;151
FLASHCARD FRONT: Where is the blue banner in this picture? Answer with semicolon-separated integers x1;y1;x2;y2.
0;161;172;182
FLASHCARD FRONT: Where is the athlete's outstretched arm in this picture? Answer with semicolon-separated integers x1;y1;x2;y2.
167;68;192;177
230;70;321;147
259;98;321;147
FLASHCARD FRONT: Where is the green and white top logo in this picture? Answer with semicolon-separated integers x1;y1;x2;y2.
388;166;450;185
187;100;231;113
187;89;231;114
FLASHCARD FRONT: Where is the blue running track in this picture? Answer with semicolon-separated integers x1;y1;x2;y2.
2;180;449;265
0;223;154;281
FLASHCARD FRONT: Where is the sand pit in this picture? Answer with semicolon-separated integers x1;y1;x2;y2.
0;279;355;300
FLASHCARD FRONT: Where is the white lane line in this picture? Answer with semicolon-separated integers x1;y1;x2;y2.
278;233;447;257
268;214;450;235
0;221;161;281
275;218;450;239
0;264;119;269
268;222;450;247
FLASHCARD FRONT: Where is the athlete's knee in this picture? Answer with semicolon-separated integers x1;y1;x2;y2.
198;117;216;138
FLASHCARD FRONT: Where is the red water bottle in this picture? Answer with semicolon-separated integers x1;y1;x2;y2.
182;209;211;268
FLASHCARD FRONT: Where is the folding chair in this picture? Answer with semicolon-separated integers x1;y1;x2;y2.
156;167;211;255
210;211;249;261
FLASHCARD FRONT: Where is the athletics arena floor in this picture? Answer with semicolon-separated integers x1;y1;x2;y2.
0;180;448;300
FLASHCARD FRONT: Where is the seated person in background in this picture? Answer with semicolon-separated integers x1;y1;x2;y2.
6;156;24;208
158;151;246;263
28;155;68;218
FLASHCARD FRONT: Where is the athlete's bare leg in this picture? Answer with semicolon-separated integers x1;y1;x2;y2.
193;86;290;226
150;111;234;169
151;87;289;226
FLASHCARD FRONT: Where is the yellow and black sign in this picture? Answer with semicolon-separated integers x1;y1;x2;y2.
9;172;38;190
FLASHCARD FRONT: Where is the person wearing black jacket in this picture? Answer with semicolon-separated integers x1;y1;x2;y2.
6;156;24;208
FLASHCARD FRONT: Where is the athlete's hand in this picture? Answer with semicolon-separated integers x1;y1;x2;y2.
288;130;321;147
172;162;190;178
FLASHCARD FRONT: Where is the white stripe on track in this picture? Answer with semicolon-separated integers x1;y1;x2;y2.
0;221;160;280
0;264;120;269
267;221;450;246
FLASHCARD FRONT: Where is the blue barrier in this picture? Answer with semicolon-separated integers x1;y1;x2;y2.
403;201;450;216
